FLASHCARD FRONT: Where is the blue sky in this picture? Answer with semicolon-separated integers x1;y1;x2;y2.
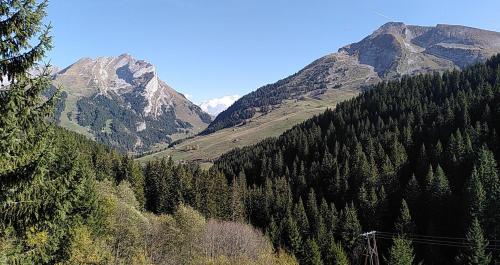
47;0;500;104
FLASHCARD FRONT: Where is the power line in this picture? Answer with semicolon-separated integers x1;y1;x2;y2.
375;234;500;250
376;231;500;243
377;236;500;250
360;231;500;254
376;233;500;246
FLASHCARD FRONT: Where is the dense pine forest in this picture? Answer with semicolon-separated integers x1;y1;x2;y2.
142;56;500;264
213;55;500;264
75;94;200;151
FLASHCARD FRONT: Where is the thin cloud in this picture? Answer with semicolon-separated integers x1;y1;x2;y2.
372;10;396;22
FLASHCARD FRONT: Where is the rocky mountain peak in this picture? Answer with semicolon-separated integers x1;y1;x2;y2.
375;21;411;34
338;22;500;77
52;54;212;152
55;54;174;117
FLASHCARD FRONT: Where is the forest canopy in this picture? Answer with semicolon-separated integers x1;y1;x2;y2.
213;55;500;264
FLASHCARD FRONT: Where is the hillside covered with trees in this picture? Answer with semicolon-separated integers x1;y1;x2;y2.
0;1;295;264
213;55;500;264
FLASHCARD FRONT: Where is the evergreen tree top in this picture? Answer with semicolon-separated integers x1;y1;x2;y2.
0;0;52;81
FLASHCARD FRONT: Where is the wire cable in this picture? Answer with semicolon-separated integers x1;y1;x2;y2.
376;231;500;243
375;234;500;250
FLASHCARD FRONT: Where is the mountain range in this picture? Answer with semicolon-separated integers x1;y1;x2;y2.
138;22;500;164
52;54;211;152
51;22;500;158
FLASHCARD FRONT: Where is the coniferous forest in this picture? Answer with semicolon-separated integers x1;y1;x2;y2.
2;1;500;265
213;55;500;264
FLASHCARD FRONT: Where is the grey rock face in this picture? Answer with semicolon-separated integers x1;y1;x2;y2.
341;22;500;77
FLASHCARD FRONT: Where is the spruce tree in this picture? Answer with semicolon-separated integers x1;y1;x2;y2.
294;198;310;238
316;215;329;256
395;199;415;235
432;140;443;163
404;175;420;207
475;146;500;234
325;242;349;265
319;198;330;227
303;238;323;265
230;177;246;222
329;203;339;231
467;167;486;221
307;189;319;235
144;160;162;213
339;203;362;259
357;185;377;229
176;164;194;205
389;136;408;171
424;165;434;192
381;155;396;190
386;236;414;265
267;217;280;248
205;170;230;219
476;147;497;188
458;218;491;265
284;214;302;258
0;0;54;178
118;156;145;207
0;1;99;263
431;165;451;200
417;143;428;178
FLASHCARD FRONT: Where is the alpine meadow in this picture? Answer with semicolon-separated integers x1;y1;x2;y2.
2;1;500;265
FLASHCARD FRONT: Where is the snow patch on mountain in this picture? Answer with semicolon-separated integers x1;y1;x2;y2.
200;95;240;117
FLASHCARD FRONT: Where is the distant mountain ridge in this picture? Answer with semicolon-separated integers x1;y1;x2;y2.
204;22;500;135
52;54;211;152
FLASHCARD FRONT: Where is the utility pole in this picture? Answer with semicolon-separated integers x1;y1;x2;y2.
361;231;380;265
